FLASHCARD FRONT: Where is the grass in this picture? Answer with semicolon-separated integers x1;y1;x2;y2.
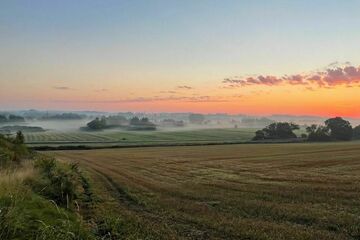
0;162;92;239
0;135;96;240
0;161;34;186
49;141;360;239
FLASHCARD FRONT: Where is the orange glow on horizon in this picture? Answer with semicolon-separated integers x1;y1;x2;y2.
1;77;359;118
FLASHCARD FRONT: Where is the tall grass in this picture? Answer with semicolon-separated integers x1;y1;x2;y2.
0;161;35;186
0;162;34;239
0;160;96;239
0;132;96;240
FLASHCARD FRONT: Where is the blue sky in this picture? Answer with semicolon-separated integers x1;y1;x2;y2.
1;1;360;115
2;0;360;73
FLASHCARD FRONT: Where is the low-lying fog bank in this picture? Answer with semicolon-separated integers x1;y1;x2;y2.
0;120;89;132
2;110;360;133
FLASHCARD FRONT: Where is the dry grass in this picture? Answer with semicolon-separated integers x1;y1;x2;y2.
0;161;35;190
50;141;360;239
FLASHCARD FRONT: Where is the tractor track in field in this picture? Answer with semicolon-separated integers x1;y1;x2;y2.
91;168;144;207
89;166;345;240
87;166;238;240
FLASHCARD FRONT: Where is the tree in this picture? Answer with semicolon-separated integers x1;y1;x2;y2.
100;116;106;126
8;114;25;122
140;117;149;124
0;115;7;123
252;122;299;140
129;117;156;130
305;124;317;134
353;125;360;139
86;117;107;130
264;122;299;139
189;114;205;124
162;119;185;127
306;124;331;142
253;130;265;140
106;115;128;126
41;113;85;120
130;117;140;125
14;131;25;144
325;117;353;141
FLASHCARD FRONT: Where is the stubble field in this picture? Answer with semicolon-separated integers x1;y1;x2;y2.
49;142;360;240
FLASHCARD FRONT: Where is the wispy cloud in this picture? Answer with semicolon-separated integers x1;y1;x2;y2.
223;63;360;89
159;90;178;94
177;85;193;90
51;95;229;104
53;86;72;90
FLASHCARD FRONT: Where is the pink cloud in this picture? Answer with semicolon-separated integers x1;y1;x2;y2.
223;64;360;89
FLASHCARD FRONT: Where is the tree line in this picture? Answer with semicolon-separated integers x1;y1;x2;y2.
0;114;25;123
253;117;360;142
84;116;156;131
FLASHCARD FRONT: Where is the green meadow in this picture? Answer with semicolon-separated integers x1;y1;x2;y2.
24;128;257;147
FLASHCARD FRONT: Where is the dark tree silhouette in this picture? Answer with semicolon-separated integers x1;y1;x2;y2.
140;117;149;124
0;115;7;123
14;131;25;144
253;130;265;140
306;124;331;142
8;115;25;122
189;114;205;124
130;117;140;125
86;117;107;130
129;117;156;130
253;122;299;140
106;115;128;126
353;125;360;140
325;117;353;141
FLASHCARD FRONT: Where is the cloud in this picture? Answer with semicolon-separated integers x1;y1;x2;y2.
51;95;229;104
177;85;193;90
223;75;283;87
159;90;178;94
94;88;108;92
223;63;360;89
53;86;72;90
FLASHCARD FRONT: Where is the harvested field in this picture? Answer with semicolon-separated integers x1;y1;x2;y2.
49;142;360;239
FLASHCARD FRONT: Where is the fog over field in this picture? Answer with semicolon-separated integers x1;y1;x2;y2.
25;119;89;131
18;116;360;133
2;110;360;135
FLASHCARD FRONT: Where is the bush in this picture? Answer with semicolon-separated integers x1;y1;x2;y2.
0;134;29;165
0;139;94;239
14;131;25;144
32;157;82;208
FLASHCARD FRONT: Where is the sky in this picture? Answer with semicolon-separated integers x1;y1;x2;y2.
1;0;360;117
